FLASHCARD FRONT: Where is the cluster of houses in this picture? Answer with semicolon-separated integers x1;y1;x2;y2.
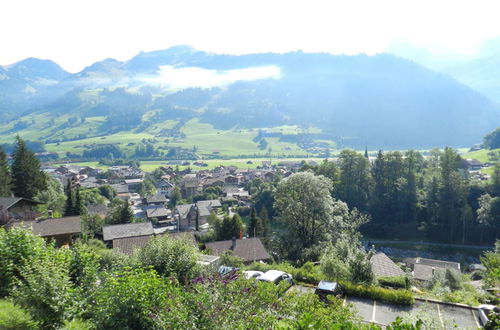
1;160;473;291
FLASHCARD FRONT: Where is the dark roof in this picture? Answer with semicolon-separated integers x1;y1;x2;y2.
413;263;444;281
146;206;171;218
16;216;82;237
113;235;152;255
145;195;168;204
196;200;222;217
370;252;405;278
111;184;129;194
0;197;42;210
176;204;195;219
205;238;270;262
113;232;196;255
86;204;109;217
408;257;461;271
103;222;154;241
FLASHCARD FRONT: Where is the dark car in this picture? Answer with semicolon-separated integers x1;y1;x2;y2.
315;281;342;300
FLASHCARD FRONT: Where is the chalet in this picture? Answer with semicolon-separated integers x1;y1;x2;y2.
370;252;405;278
102;222;154;241
404;257;461;283
124;179;144;192
205;237;271;263
145;206;171;221
175;204;197;230
464;159;483;171
143;194;168;206
156;179;175;197
181;178;202;198
13;216;82;246
85;204;109;218
196;199;222;225
0;197;42;221
113;232;196;255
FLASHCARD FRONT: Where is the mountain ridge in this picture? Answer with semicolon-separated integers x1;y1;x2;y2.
0;46;499;152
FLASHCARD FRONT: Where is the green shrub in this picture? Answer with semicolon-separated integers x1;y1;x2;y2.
339;280;414;306
135;233;200;284
378;276;410;289
60;318;94;330
12;251;76;329
90;268;174;329
0;227;50;296
0;300;37;330
219;251;244;267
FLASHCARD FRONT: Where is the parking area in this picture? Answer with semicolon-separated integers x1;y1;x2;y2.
290;286;482;328
347;297;482;329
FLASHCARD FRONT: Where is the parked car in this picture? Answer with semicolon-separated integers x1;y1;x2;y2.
243;270;264;279
218;265;239;277
314;281;342;301
257;270;293;286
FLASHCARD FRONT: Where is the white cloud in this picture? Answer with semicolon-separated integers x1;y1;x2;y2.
144;65;281;90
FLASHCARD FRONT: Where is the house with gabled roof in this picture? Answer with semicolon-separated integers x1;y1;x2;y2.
205;237;271;264
12;216;82;246
102;222;154;241
0;197;43;221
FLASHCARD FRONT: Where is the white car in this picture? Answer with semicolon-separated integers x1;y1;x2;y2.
243;270;264;279
257;270;293;285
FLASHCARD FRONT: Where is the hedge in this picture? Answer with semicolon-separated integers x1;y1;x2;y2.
339;281;414;306
244;262;414;306
378;276;410;289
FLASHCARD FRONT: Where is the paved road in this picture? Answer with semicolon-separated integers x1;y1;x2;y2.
290;286;483;329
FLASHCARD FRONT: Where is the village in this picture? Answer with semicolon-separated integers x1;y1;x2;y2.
1;157;497;328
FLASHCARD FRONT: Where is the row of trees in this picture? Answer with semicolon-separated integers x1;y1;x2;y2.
298;148;500;244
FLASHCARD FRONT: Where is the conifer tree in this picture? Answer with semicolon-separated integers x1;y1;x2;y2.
11;136;46;199
0;146;12;197
74;187;83;216
259;208;270;238
64;179;74;216
247;207;262;237
119;201;134;223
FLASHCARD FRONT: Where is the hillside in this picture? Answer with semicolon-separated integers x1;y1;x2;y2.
1;46;499;157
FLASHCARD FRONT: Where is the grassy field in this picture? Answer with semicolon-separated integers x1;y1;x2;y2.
462;148;499;163
52;157;333;172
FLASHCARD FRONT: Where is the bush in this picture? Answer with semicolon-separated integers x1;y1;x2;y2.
136;233;200;284
0;300;38;330
0;227;49;296
12;252;76;328
90;268;175;329
219;251;244;267
378;276;410;289
339;281;414;306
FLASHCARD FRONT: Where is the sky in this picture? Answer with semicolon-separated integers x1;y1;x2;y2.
1;0;500;73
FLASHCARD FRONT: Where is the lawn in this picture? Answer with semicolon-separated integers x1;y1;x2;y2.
462;148;499;163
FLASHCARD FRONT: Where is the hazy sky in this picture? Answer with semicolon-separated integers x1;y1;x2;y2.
1;0;499;72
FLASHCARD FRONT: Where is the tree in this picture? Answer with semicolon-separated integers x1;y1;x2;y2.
35;176;66;218
247;207;262;237
336;150;370;211
64;180;74;217
483;127;500;149
136;234;199;284
170;186;182;208
11;136;46;199
108;200;134;224
274;172;335;260
438;147;469;242
74;188;83;216
0;146;11;197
